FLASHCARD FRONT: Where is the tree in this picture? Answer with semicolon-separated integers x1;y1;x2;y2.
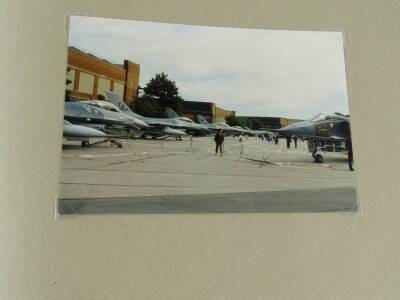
140;72;184;116
226;115;253;129
132;93;163;117
250;118;262;130
226;115;239;126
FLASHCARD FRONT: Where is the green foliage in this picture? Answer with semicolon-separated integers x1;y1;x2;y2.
250;118;262;130
226;115;253;129
140;72;184;116
225;115;238;126
132;94;163;117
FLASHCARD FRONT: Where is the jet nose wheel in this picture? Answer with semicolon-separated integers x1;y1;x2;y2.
110;138;122;148
81;141;90;147
314;154;324;163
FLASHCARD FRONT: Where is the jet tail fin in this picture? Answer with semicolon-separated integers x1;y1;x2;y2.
165;107;179;118
196;114;209;124
105;91;136;117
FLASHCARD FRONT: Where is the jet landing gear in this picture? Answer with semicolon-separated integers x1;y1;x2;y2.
109;139;122;148
81;138;122;148
307;139;324;163
312;148;324;163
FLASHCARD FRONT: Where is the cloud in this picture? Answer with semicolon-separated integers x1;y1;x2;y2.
68;16;349;119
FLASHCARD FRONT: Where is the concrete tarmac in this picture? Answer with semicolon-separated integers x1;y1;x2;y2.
59;136;357;214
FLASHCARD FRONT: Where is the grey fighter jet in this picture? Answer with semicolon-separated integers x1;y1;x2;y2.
82;99;186;140
105;91;207;138
64;101;148;130
195;114;242;136
278;113;351;163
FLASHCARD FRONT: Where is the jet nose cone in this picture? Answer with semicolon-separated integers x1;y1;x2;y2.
134;118;149;129
163;127;186;136
90;129;107;138
79;126;106;138
64;125;106;138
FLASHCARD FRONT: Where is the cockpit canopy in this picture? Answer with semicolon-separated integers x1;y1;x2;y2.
309;113;329;122
82;100;121;113
308;113;349;122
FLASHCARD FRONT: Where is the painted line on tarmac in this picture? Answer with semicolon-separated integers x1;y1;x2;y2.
63;151;191;159
63;152;138;159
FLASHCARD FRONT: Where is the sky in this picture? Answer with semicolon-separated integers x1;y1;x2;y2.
68;16;349;119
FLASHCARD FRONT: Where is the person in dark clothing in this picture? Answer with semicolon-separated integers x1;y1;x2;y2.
293;136;298;148
286;136;291;148
346;138;354;171
214;129;224;156
273;133;279;145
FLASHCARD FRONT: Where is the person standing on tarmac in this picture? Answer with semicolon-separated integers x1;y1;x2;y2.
214;129;224;156
273;133;279;145
293;136;298;148
286;135;291;148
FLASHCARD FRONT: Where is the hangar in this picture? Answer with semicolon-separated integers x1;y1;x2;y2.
181;100;235;124
239;116;291;129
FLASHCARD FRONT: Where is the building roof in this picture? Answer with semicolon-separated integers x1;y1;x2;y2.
68;46;124;70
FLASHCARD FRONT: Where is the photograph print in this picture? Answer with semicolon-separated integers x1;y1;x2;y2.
59;16;356;214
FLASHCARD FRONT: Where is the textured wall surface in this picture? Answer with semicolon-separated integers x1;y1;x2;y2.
1;1;400;299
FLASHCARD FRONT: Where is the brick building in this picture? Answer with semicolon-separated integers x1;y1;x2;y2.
65;47;139;104
180;100;235;123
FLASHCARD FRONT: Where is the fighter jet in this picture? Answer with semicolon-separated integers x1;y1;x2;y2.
278;113;351;163
64;101;148;130
81;99;186;140
63;120;122;147
195;114;243;136
105;91;206;138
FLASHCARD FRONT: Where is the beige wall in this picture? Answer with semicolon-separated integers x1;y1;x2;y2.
2;1;400;300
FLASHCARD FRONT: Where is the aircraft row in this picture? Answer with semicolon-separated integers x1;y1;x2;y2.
63;91;274;146
63;91;352;164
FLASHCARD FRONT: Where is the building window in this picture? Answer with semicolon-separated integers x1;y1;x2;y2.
79;72;95;94
97;77;111;98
